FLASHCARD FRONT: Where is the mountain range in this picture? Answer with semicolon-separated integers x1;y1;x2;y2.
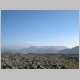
57;46;79;54
1;46;79;54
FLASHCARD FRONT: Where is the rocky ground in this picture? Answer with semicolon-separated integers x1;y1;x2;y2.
1;52;79;69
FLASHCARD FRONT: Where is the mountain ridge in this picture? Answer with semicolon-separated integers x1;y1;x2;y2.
1;46;79;54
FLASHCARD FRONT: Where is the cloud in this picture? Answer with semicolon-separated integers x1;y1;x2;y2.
25;41;39;46
25;42;38;44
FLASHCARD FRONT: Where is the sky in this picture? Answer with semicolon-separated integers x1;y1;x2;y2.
1;10;79;49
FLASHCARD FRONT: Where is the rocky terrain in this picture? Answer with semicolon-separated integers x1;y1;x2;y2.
1;52;79;69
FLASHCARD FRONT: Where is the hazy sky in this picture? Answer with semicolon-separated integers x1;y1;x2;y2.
1;10;79;49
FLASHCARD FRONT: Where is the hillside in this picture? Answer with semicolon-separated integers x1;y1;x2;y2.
1;53;79;69
57;46;79;54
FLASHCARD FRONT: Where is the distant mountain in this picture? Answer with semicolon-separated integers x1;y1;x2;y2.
33;48;46;53
2;46;78;54
57;46;79;54
1;48;18;53
39;46;67;50
18;47;59;54
42;47;58;53
57;46;68;50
